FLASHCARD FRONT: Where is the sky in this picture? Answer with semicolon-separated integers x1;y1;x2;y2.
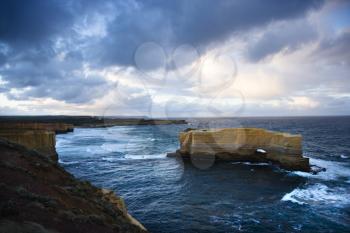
0;0;349;117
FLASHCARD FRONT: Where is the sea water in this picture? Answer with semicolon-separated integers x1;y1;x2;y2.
57;117;350;233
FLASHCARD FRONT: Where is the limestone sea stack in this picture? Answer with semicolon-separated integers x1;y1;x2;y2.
168;128;310;172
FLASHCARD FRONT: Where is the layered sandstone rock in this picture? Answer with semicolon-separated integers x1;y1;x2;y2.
0;129;57;161
169;128;310;171
0;123;73;161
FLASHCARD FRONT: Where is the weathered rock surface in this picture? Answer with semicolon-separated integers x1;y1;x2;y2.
0;139;148;233
0;123;74;161
169;128;310;171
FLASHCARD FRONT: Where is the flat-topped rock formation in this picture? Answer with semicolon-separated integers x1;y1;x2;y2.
0;139;147;233
0;123;73;161
168;128;310;171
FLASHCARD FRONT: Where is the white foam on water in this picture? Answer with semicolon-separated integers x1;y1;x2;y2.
55;138;71;147
124;153;167;160
101;143;125;152
58;159;80;165
282;183;350;206
86;146;105;154
291;158;350;182
340;154;349;159
101;157;122;162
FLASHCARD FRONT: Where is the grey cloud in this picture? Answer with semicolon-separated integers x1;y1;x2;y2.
23;76;109;104
5;72;110;104
246;19;318;61
0;0;325;105
0;48;110;103
315;30;350;65
97;0;324;67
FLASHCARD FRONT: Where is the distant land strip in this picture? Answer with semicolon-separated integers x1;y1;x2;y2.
0;116;187;128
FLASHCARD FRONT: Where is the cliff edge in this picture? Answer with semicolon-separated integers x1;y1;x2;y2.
0;139;147;233
168;128;310;171
0;122;74;162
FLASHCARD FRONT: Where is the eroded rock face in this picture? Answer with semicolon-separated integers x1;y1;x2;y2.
0;123;73;161
0;129;57;161
172;128;310;171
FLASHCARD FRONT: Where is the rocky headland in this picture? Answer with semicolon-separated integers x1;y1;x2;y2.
168;128;311;172
0;139;147;233
0;120;149;233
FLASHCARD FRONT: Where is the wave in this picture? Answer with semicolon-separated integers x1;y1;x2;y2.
282;183;350;206
100;153;167;162
101;157;123;162
291;158;350;183
58;159;80;165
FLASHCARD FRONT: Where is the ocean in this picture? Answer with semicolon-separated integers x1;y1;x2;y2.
56;116;350;233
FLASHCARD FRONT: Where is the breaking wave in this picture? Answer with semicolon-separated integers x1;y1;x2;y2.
282;183;350;206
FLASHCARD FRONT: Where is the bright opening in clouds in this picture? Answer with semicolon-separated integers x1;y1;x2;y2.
0;0;349;117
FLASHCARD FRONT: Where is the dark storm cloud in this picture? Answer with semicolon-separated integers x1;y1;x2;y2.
0;0;106;47
0;0;324;103
98;0;324;66
0;0;73;48
0;0;112;103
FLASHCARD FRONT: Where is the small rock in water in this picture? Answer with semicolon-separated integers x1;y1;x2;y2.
310;165;326;175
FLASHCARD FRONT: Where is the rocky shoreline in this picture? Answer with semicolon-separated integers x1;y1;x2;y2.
0;117;187;232
0;119;152;233
0;138;148;233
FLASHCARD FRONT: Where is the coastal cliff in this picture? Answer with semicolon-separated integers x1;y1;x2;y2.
0;139;148;233
169;128;310;171
0;123;73;161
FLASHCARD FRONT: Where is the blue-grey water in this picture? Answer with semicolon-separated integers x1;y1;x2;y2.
56;117;350;233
